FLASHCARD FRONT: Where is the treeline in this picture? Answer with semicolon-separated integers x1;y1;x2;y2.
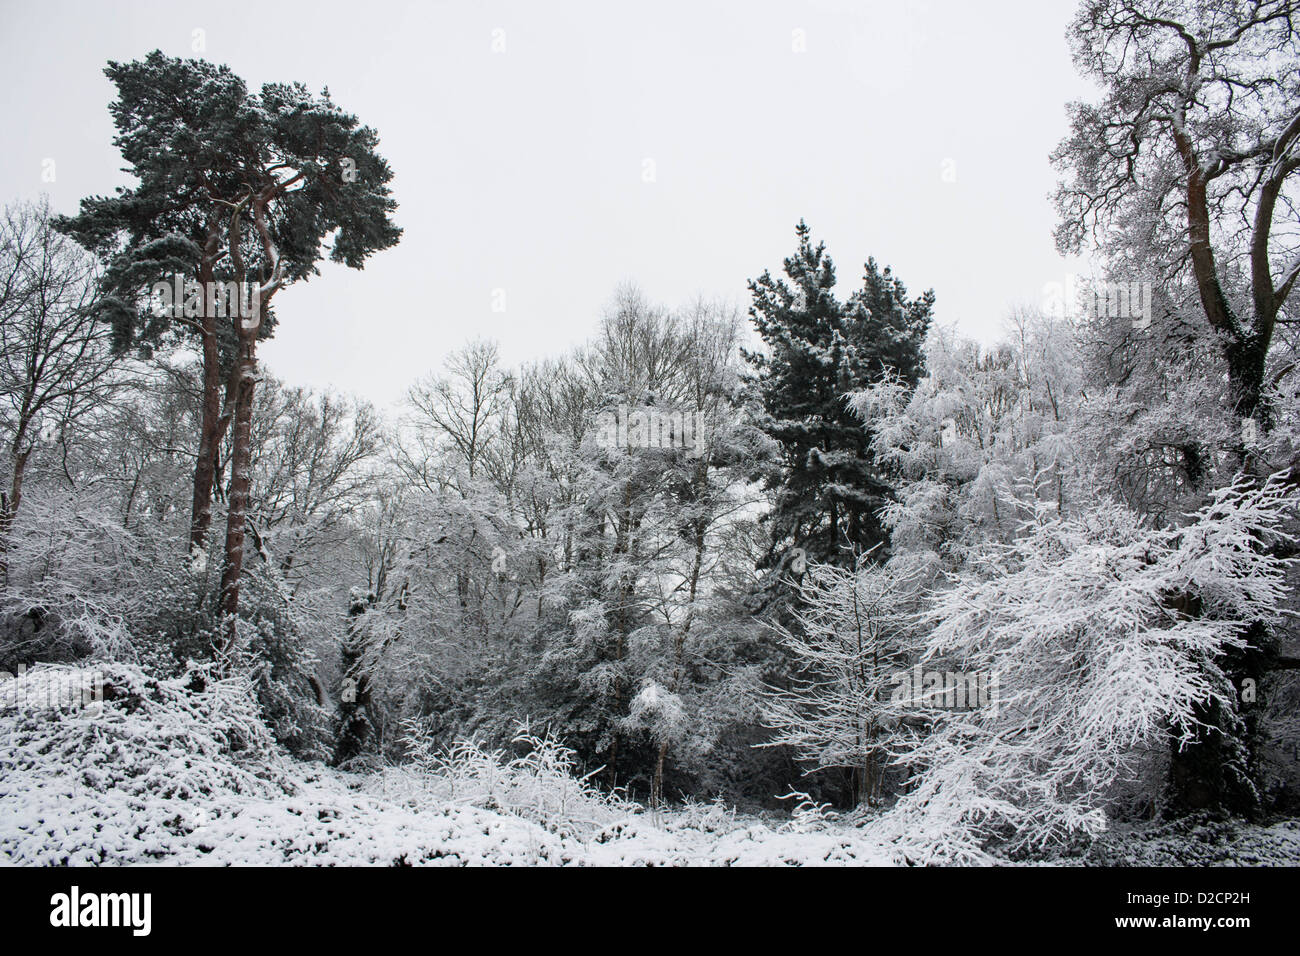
0;202;932;806
3;0;1300;845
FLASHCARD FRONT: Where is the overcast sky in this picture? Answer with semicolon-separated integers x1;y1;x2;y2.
1;0;1094;409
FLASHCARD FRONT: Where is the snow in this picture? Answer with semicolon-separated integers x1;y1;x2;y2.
0;663;901;866
0;761;909;867
4;662;1297;866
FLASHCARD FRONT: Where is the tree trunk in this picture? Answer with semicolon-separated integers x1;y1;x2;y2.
1162;125;1289;818
217;339;258;659
1166;622;1268;818
1165;329;1271;818
0;440;30;583
188;248;233;558
652;739;668;809
1227;333;1270;429
335;591;375;765
190;311;223;554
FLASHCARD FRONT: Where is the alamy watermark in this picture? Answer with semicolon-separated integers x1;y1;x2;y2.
50;886;151;936
150;274;261;329
889;664;998;712
1042;274;1152;329
0;664;105;717
595;404;707;459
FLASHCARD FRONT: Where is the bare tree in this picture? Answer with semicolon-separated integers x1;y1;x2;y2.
247;379;384;580
1054;0;1300;426
0;198;121;574
397;339;513;493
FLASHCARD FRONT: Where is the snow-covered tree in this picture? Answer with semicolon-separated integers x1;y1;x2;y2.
853;317;1083;573
746;221;932;578
761;557;922;806
0;198;123;572
872;477;1298;860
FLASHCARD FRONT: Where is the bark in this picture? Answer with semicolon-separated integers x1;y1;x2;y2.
1162;104;1299;816
189;311;223;553
1173;105;1300;424
7;446;29;522
218;339;258;656
215;192;281;660
189;239;230;555
0;439;31;583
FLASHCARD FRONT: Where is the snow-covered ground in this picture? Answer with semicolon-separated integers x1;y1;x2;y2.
1;769;912;867
3;664;1297;867
0;664;905;865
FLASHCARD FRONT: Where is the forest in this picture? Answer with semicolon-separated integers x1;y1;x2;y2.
2;0;1300;867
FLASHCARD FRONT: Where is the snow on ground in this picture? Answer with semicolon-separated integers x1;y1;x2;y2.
1077;815;1300;866
3;663;1298;866
0;663;902;866
1;763;904;867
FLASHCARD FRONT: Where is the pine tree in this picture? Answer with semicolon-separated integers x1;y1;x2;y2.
746;221;932;577
57;51;402;656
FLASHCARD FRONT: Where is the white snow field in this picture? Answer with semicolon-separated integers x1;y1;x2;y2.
3;663;1297;867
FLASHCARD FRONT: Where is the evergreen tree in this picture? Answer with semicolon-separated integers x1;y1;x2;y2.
57;51;402;656
746;221;933;577
54;54;282;555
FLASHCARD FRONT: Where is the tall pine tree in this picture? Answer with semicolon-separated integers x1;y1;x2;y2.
747;221;932;577
58;51;402;656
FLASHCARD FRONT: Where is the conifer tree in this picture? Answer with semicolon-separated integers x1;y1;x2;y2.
746;221;933;577
57;51;401;655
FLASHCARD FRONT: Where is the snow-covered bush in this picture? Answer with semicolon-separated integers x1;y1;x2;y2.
372;720;638;840
0;481;330;760
226;561;332;762
0;661;563;866
0;661;277;799
667;794;739;834
0;660;294;864
776;789;839;833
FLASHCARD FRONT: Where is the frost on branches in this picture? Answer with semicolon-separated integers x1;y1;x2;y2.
761;558;923;807
870;477;1298;862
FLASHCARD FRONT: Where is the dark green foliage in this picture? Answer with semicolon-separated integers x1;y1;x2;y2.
746;221;932;575
131;536;331;761
55;51;401;355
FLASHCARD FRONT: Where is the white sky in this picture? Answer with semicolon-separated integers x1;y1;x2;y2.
0;0;1094;409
